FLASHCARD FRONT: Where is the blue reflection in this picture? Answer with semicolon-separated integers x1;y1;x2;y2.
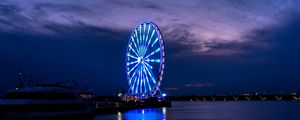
121;107;166;120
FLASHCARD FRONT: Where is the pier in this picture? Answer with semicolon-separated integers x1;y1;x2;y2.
94;96;171;114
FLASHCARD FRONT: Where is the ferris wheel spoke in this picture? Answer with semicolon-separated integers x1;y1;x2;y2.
149;59;161;63
135;67;141;94
129;70;137;83
134;30;142;56
143;66;153;92
134;30;139;47
142;73;147;93
140;67;144;93
143;23;146;42
143;62;153;69
129;44;139;57
151;37;159;47
134;67;139;94
145;24;151;43
144;58;160;64
144;31;153;56
143;34;154;57
144;37;158;56
145;30;155;49
130;75;137;91
140;66;144;93
127;61;138;66
144;64;157;84
142;66;149;93
144;48;161;59
129;73;138;94
127;53;138;59
127;62;139;74
148;30;155;45
139;25;142;47
131;36;138;48
133;77;138;94
138;27;145;56
130;37;140;56
140;24;148;57
139;65;142;93
129;68;138;84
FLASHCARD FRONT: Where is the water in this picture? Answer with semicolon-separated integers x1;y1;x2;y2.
95;101;300;120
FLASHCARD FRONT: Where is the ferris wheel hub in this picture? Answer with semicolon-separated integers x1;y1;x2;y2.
137;57;141;63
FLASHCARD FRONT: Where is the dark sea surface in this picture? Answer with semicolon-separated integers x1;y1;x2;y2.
95;101;300;120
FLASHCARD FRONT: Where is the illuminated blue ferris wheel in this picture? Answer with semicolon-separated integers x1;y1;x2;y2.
126;21;165;96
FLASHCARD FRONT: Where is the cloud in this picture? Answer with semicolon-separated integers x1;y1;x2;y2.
0;21;129;95
0;4;20;14
33;2;91;13
1;0;300;56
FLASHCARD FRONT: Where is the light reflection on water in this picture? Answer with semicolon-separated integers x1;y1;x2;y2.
123;107;166;120
96;107;166;120
95;101;300;120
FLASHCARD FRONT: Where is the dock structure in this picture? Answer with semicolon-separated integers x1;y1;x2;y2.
94;97;171;114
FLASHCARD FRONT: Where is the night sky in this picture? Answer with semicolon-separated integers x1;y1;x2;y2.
0;0;300;95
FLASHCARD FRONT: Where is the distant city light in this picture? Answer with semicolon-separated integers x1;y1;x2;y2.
162;93;167;97
118;93;122;97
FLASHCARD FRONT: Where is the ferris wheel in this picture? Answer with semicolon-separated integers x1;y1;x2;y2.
126;21;165;96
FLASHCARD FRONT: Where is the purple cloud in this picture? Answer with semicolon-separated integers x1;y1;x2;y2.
1;0;300;56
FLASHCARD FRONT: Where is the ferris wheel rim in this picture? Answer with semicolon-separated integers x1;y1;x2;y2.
125;21;165;96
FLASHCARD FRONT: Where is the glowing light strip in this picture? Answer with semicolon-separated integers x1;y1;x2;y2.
144;48;160;59
141;25;144;55
134;30;140;55
135;66;141;93
130;72;138;94
129;69;138;84
139;25;142;49
143;64;152;92
151;37;159;47
145;24;151;46
129;44;139;57
140;65;143;93
144;63;157;84
130;37;140;56
140;66;145;93
143;70;147;93
146;30;155;49
149;59;160;63
143;61;153;69
127;62;139;74
127;61;138;66
142;65;148;93
144;25;151;55
127;53;138;59
140;24;148;57
143;23;146;42
144;65;149;93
